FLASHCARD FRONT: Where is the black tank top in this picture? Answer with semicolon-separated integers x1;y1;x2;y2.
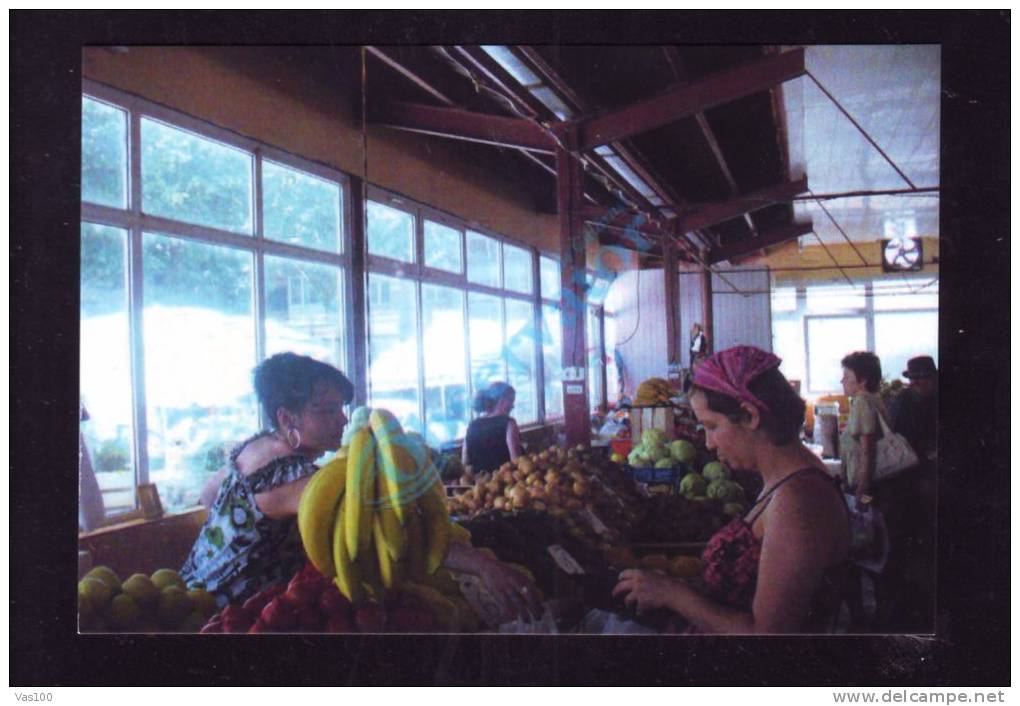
465;415;511;473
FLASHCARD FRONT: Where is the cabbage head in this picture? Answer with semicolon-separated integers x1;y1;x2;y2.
707;479;743;502
669;439;697;464
654;458;674;469
645;443;667;462
679;473;707;498
628;449;651;468
641;428;667;447
702;461;731;482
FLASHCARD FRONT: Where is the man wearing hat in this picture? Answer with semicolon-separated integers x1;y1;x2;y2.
882;355;938;631
893;355;938;462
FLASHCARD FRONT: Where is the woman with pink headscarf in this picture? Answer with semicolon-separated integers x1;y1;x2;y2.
614;345;852;633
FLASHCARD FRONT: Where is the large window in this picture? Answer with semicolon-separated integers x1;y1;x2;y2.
81;86;349;514
771;277;938;396
366;190;545;443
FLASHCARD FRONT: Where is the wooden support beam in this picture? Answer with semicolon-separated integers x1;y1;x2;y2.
557;132;591;447
678;177;809;233
663;232;681;376
365;46;456;107
347;175;369;407
578;48;805;150
368;101;555;153
701;269;714;356
706;220;813;265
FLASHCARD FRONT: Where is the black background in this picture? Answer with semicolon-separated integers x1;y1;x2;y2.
11;10;1011;686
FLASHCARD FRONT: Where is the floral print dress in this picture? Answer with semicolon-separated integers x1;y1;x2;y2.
181;432;317;607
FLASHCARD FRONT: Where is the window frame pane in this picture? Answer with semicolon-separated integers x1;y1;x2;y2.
261;158;343;253
140;115;256;235
80;81;354;517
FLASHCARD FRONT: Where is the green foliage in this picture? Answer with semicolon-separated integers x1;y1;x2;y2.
94;438;130;472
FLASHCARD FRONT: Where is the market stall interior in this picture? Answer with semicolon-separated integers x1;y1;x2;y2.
78;44;939;635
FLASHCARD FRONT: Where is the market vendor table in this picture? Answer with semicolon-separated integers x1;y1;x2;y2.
78;506;207;579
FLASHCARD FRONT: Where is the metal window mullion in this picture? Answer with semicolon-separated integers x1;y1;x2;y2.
864;280;876;353
462;287;473;437
414;207;427;436
415;281;427;437
127;108;149;490
532;247;546;423
253;151;268;431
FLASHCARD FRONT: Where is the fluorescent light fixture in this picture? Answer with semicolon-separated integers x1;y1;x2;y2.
661;208;677;219
594;145;615;157
646;195;666;207
480;45;541;86
603;155;657;199
529;86;572;120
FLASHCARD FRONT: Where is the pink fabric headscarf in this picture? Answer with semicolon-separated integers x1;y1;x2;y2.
691;345;782;413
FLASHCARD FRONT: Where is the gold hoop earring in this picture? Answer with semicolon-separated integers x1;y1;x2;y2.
286;428;302;450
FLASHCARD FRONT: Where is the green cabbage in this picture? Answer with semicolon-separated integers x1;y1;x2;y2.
669;439;697;464
679;473;707;498
645;443;667;462
641;428;667;447
702;461;731;482
707;479;743;503
628;449;651;468
654;458;674;469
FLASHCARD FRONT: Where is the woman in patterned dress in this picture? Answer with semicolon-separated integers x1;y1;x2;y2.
182;352;541;620
613;346;851;633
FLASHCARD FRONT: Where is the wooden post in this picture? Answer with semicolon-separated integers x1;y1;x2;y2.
557;129;590;447
348;175;369;407
701;267;714;356
663;230;681;383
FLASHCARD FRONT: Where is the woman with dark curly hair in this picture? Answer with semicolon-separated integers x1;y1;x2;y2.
182;352;354;604
613;346;851;633
183;354;542;620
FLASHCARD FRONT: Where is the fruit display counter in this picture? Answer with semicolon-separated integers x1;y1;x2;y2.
78;404;754;635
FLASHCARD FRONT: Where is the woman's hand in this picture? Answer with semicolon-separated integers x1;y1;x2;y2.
612;569;687;615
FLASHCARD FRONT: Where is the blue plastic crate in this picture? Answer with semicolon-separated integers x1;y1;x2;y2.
626;463;689;486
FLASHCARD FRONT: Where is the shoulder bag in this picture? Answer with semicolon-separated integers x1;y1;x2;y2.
872;406;920;482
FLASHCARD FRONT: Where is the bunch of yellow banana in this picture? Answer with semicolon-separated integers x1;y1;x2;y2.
298;407;465;603
633;377;675;407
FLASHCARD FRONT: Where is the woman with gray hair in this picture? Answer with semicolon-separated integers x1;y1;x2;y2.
461;382;523;473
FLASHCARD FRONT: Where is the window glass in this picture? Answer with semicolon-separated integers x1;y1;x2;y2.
82;97;127;208
806;283;866;313
540;256;560;301
604;313;619;407
367;274;421;433
421;285;469;444
505;299;537;424
542;305;563;418
366;201;414;263
424;220;463;273
468;292;505;396
141;118;253;234
502;243;533;294
872;278;939;311
587;306;604;411
264;257;344;369
142;233;258;511
262;161;342;252
80;223;134;513
771;287;798;313
875;311;938;384
466;231;501;287
806;316;867;394
772;318;806;387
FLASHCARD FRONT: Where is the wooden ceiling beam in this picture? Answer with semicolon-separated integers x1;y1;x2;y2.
707;220;813;265
368;101;556;153
578;47;805;151
678;177;809;233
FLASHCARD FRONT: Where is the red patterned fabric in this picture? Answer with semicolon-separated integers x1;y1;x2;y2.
699;518;762;610
691;345;782;413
